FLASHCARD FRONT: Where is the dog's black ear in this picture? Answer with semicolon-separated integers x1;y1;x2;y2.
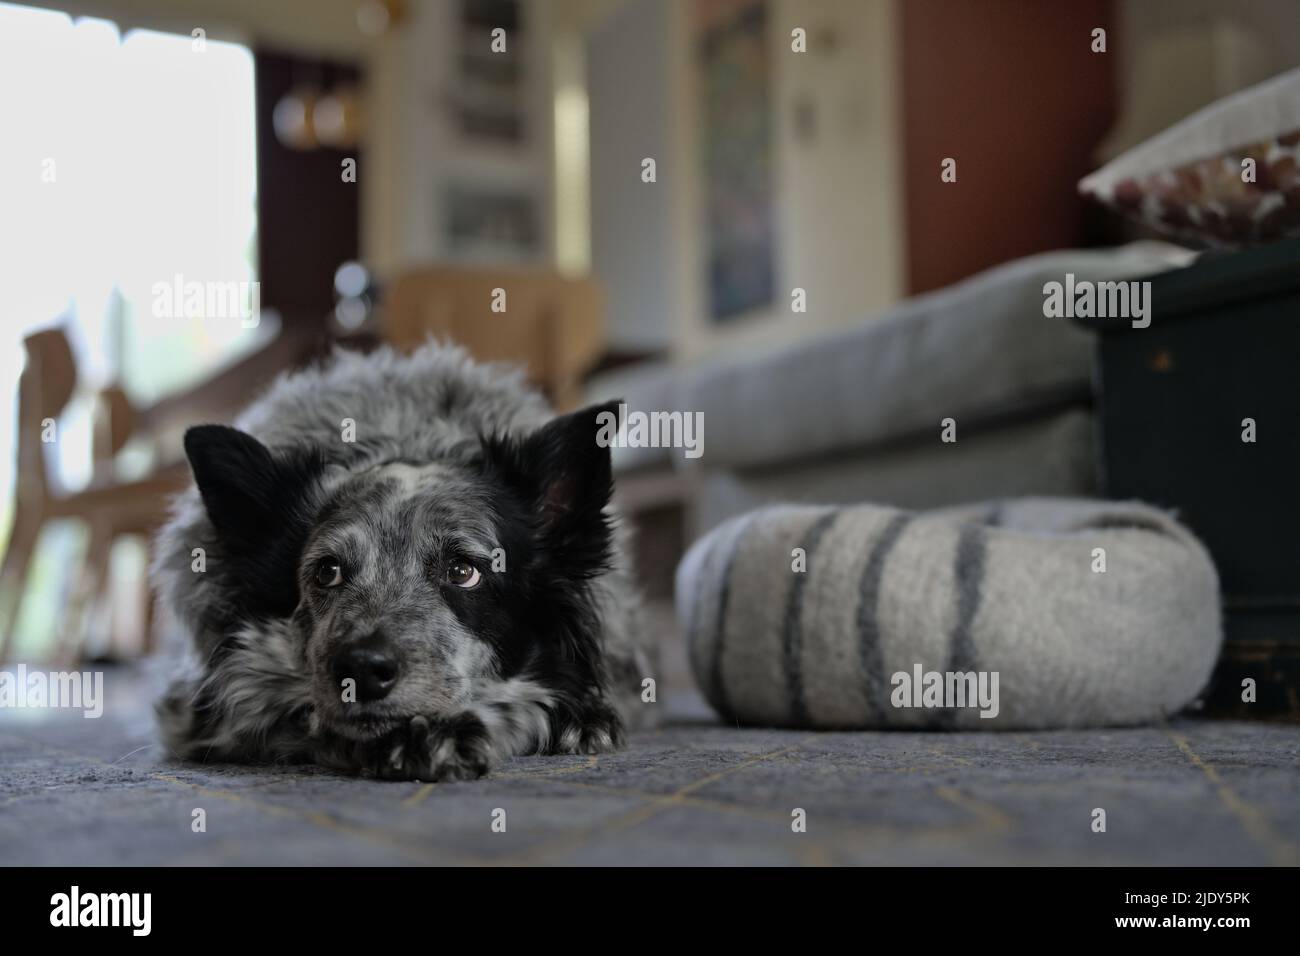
522;401;618;529
183;425;320;550
485;401;619;574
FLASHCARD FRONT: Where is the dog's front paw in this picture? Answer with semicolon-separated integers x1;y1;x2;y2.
377;713;495;782
552;701;625;755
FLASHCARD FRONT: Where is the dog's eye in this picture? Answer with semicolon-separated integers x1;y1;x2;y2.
447;560;481;589
314;557;343;588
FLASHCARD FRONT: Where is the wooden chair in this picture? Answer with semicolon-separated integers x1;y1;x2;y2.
0;330;178;662
383;265;604;410
0;323;330;664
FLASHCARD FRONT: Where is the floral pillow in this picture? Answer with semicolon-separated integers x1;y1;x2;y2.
1080;68;1300;248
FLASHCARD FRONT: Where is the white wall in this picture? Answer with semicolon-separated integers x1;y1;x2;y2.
586;0;676;351
585;0;905;361
754;0;904;358
1101;0;1300;161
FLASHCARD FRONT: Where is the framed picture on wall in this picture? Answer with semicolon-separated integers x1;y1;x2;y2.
697;0;776;323
442;183;539;261
450;0;526;145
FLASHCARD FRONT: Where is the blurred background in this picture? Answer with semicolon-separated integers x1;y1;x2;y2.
3;0;1299;673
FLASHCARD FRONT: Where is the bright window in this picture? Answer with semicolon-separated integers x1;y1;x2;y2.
0;2;260;654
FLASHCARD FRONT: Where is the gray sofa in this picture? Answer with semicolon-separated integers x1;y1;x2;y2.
590;242;1194;541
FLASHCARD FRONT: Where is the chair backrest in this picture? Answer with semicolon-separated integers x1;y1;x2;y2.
129;322;331;462
91;385;135;483
70;322;333;488
383;265;603;410
17;329;77;501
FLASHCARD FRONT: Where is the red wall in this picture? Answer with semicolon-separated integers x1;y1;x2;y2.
900;0;1118;294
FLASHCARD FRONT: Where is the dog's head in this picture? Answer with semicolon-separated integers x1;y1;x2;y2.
182;402;617;740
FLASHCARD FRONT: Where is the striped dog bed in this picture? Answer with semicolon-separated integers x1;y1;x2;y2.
675;498;1222;729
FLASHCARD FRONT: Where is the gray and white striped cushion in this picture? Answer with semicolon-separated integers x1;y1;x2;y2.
675;498;1222;730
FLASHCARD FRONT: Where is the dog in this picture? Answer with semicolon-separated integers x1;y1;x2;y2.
153;342;654;781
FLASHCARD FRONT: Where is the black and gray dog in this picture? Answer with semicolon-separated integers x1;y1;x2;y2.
153;342;653;781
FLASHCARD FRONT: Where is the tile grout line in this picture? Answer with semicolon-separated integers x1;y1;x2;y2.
1166;729;1300;866
932;784;1014;833
402;754;603;807
491;739;816;865
1;730;490;865
144;772;486;865
526;776;1021;849
402;784;435;807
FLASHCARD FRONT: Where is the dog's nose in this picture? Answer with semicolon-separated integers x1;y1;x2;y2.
332;639;401;703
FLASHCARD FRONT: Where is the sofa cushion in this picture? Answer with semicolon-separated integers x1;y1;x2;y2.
681;243;1190;472
696;408;1096;532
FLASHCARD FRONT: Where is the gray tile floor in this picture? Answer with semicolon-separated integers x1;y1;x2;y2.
1;665;1298;865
